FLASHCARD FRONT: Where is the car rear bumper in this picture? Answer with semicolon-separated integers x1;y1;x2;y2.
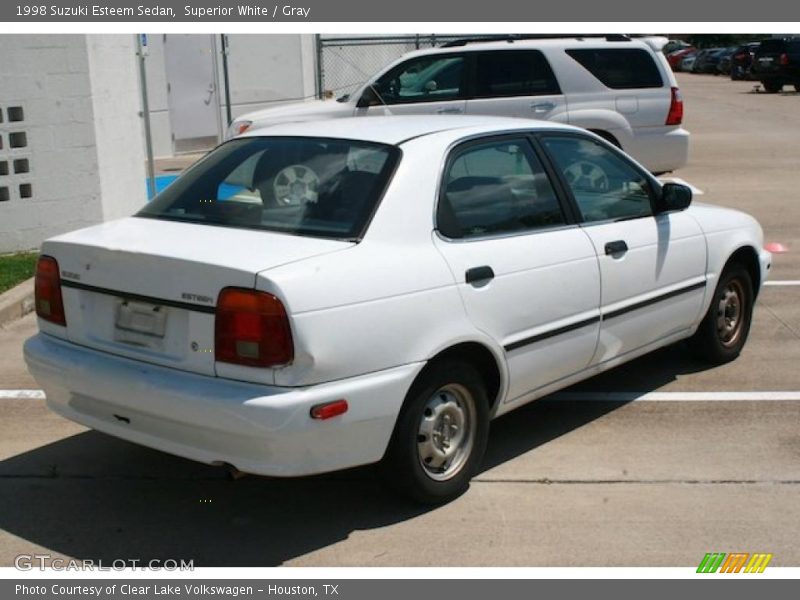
24;333;422;476
624;125;690;173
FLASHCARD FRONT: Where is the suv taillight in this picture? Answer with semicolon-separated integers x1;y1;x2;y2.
779;53;790;66
666;86;684;126
215;288;293;367
34;255;66;326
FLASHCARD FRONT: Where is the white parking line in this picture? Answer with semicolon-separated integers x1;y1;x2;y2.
0;389;45;399
551;391;800;402
764;280;800;287
2;389;800;402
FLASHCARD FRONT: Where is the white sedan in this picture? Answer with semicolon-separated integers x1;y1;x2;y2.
25;116;771;503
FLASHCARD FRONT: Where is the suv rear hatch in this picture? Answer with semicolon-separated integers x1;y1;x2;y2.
754;39;799;76
42;217;352;376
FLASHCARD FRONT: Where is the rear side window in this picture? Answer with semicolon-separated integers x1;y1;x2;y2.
137;137;399;240
474;50;561;98
566;48;664;89
438;139;566;239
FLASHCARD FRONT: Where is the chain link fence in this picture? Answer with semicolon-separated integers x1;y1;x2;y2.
316;35;495;99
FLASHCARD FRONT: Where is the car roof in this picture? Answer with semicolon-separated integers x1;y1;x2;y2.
395;37;658;58
242;115;580;146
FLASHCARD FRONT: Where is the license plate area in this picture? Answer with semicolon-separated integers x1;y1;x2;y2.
114;299;168;349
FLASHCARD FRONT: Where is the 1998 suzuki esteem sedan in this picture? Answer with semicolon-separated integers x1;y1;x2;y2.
25;116;771;503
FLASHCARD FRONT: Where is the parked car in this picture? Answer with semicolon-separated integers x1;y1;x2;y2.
228;36;689;174
25;116;771;503
692;48;726;74
663;39;691;55
714;48;737;75
680;52;698;73
730;42;761;81
751;37;800;93
667;46;697;70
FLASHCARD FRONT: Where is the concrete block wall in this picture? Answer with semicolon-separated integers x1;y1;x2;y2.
0;35;146;253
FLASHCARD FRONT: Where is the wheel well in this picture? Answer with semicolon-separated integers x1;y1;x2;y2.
424;343;502;411
725;246;761;299
588;129;621;148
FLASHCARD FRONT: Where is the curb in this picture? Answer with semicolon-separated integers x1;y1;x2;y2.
0;277;35;328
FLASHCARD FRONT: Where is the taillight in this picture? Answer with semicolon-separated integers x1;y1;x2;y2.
34;255;66;326
779;53;789;66
215;288;293;367
666;86;684;126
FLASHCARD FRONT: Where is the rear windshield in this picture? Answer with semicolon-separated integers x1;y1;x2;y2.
566;48;664;89
758;39;800;53
136;137;400;240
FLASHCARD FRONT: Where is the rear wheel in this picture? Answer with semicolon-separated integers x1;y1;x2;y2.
794;84;800;93
762;80;783;93
382;360;489;504
688;264;754;364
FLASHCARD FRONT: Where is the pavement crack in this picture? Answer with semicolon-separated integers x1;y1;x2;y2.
473;478;800;485
761;302;800;340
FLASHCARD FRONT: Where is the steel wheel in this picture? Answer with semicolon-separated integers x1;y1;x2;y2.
383;359;490;504
716;279;745;348
564;160;609;193
416;383;476;481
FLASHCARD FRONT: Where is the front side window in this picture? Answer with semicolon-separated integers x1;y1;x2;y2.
475;50;561;98
137;137;399;239
541;135;653;223
372;54;465;105
438;139;565;239
566;49;663;89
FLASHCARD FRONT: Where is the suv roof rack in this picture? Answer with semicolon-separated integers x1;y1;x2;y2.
440;34;638;48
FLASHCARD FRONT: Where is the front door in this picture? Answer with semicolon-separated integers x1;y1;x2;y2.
538;133;707;364
432;136;601;405
354;53;467;117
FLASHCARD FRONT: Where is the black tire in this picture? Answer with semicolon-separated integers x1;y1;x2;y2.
731;68;742;81
762;80;783;93
382;359;490;504
794;84;800;93
688;264;754;364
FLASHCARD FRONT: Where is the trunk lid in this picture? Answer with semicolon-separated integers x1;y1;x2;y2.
42;217;352;375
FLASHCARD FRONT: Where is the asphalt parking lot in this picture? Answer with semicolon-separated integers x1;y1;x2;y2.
0;73;798;567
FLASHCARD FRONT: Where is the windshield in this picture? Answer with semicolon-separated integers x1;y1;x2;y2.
137;137;400;239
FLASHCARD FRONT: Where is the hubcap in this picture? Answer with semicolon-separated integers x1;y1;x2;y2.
416;384;476;481
716;279;745;347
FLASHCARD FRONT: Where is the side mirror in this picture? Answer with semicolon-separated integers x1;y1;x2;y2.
657;182;692;213
356;86;381;108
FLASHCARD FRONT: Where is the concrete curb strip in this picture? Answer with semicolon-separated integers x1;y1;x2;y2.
0;277;35;328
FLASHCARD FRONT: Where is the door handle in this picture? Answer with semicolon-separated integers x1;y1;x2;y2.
530;102;556;113
605;240;629;256
436;107;463;114
465;266;495;284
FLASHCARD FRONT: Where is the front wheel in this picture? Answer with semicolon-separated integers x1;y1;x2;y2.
688;265;754;364
382;360;489;504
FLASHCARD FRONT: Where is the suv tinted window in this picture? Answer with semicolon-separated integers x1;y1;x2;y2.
373;54;465;105
137;137;399;239
474;50;561;98
541;135;653;222
566;49;663;89
759;39;800;54
438;139;565;238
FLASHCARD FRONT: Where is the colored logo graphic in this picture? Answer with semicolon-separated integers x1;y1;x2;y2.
697;553;773;573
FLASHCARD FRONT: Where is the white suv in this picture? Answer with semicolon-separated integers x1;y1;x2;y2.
229;36;689;173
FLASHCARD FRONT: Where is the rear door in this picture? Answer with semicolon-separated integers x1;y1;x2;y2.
465;50;567;122
432;135;601;404
355;53;467;116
